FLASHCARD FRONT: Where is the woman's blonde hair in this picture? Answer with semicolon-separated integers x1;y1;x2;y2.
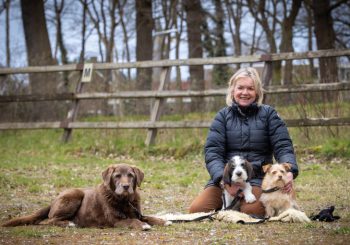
225;67;264;106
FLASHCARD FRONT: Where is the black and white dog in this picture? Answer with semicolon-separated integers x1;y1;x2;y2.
222;156;256;210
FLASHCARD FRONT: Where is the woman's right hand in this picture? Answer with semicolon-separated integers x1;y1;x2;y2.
223;183;243;197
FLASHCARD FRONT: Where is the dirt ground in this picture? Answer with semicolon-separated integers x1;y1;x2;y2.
1;156;349;244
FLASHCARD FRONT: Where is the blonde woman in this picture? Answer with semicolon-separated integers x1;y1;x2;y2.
189;67;297;216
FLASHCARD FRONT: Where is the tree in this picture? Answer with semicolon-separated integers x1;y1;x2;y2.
2;0;11;67
21;0;58;120
311;0;347;83
136;0;153;91
212;0;229;86
225;0;243;59
183;0;204;111
279;0;302;85
247;0;281;85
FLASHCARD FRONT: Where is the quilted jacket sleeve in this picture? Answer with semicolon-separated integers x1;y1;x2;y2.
267;106;299;178
204;108;227;185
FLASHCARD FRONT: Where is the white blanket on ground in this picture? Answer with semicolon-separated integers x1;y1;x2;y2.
153;210;263;224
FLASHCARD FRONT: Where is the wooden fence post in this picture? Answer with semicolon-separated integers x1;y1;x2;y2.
61;63;92;142
261;54;272;87
145;67;171;146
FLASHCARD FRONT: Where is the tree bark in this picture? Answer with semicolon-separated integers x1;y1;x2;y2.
21;0;58;120
183;0;204;111
212;0;228;86
312;0;338;83
5;0;11;67
247;0;281;85
279;0;302;86
136;0;153;91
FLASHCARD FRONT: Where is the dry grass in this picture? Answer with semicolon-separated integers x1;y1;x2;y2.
1;153;349;244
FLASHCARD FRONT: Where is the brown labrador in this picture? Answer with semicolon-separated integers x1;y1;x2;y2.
2;164;168;230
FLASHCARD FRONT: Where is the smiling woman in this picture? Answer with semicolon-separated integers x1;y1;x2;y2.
189;67;298;216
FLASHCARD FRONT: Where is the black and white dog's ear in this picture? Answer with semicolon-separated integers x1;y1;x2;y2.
245;160;254;180
223;161;233;186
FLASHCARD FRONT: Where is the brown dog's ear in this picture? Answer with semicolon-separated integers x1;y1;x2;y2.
132;166;144;187
245;160;254;180
223;162;232;186
281;162;292;171
102;165;114;187
262;164;272;173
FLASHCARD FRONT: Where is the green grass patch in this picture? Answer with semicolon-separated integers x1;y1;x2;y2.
332;227;350;235
320;138;350;158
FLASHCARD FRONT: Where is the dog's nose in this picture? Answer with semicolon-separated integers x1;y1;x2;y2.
122;185;130;190
278;175;282;179
236;171;242;177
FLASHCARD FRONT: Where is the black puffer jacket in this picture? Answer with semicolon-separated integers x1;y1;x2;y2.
204;102;298;187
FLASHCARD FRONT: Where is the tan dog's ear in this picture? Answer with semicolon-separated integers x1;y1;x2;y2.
245;160;254;180
223;162;232;185
262;164;272;173
102;165;115;187
132;166;144;187
281;163;292;171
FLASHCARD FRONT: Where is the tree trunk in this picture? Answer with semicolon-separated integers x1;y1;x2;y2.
21;0;59;121
306;3;315;80
183;0;204;112
279;0;302;86
135;0;153;114
136;0;153;91
312;0;338;84
79;0;87;63
5;0;11;67
247;0;281;85
54;0;69;95
212;0;228;87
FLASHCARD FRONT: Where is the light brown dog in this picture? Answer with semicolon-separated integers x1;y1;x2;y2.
259;163;299;218
2;164;167;230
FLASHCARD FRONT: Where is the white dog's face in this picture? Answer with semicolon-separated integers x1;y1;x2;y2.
223;156;253;184
262;163;291;188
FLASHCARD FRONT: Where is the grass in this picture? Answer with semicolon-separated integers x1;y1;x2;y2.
0;112;350;244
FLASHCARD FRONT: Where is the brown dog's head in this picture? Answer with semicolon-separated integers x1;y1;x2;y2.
102;164;144;196
262;163;291;188
223;156;254;185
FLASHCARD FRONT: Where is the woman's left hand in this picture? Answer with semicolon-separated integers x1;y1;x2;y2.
282;172;294;193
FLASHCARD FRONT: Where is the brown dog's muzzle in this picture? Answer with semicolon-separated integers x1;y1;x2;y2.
115;175;134;195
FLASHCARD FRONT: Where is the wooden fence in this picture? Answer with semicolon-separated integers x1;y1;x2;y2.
0;49;350;145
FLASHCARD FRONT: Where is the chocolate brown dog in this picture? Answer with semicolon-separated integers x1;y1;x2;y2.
2;164;168;230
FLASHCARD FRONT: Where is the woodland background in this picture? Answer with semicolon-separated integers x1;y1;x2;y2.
0;0;349;121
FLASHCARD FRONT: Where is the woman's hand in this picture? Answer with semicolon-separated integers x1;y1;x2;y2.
282;172;294;193
223;183;243;197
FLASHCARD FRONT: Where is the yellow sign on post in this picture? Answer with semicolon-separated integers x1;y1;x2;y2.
81;63;93;83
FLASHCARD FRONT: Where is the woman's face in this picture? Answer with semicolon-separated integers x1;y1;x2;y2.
232;77;257;107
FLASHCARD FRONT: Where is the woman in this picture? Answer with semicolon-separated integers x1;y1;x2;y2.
189;67;298;216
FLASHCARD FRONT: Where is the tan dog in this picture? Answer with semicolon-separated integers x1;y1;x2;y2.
2;164;168;230
260;163;299;218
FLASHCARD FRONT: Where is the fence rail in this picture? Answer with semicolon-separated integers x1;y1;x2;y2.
1;49;350;74
1;49;350;144
1;117;350;130
1;82;349;103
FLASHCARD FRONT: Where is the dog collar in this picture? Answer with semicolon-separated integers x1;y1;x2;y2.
262;186;281;193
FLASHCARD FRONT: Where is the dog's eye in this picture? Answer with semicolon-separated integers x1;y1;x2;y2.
272;171;277;175
127;173;134;178
115;174;121;178
280;170;285;174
